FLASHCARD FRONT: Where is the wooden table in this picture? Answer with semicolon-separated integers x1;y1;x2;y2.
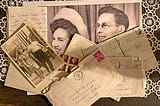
1;81;160;106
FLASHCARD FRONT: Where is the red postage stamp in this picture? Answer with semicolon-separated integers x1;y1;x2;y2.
93;50;105;62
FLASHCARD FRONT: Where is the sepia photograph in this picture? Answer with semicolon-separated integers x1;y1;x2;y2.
1;24;63;88
47;2;140;53
59;54;80;73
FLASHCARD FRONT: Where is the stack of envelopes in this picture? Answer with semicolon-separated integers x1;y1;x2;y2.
1;22;157;106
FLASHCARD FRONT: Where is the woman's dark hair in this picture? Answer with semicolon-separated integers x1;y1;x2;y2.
50;18;79;39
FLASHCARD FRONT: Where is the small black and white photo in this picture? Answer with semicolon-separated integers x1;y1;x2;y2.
1;24;63;87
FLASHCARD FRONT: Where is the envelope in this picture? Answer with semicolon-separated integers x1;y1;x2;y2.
45;49;122;106
83;27;157;71
82;27;154;100
105;57;145;98
64;34;146;98
65;34;95;59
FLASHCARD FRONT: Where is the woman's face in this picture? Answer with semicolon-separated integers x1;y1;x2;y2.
52;28;70;54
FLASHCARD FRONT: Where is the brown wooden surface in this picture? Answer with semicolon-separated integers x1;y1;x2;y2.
1;81;160;106
0;82;52;106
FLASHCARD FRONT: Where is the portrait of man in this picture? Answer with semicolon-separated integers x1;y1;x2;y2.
96;6;129;43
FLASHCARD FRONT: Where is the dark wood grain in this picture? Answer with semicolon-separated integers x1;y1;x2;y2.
1;80;160;106
0;82;52;106
92;94;160;106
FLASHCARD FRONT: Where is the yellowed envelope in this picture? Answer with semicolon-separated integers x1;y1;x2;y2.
63;35;145;101
65;34;95;59
45;49;122;106
105;57;145;98
82;27;155;100
83;27;157;71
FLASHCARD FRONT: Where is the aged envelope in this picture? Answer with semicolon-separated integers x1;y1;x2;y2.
62;34;95;74
45;49;122;106
115;27;157;71
82;37;124;58
83;27;157;71
65;34;95;59
105;57;145;97
82;27;155;100
62;34;124;101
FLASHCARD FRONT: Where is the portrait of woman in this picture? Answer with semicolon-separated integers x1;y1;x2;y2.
50;18;79;54
48;7;89;54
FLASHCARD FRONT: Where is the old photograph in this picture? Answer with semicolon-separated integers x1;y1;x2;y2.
59;54;80;73
1;24;63;87
47;2;140;53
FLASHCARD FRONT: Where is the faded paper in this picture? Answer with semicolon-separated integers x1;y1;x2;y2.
115;28;157;71
5;53;79;93
105;57;145;97
2;24;64;92
7;7;47;92
58;54;80;73
65;34;95;59
111;97;121;102
8;7;47;39
46;50;122;106
83;38;124;57
5;64;41;94
83;27;157;71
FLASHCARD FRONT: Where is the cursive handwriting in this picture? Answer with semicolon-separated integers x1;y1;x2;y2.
68;80;100;104
8;7;47;38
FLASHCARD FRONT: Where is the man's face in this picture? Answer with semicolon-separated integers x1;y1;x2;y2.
52;28;70;54
96;13;120;43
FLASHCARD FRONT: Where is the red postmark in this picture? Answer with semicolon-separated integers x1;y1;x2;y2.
93;50;105;62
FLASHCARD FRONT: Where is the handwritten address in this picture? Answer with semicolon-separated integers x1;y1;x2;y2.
68;80;100;104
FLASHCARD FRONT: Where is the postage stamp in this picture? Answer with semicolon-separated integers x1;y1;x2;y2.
93;50;105;63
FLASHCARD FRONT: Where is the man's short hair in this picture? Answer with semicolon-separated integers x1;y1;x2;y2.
98;6;129;31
